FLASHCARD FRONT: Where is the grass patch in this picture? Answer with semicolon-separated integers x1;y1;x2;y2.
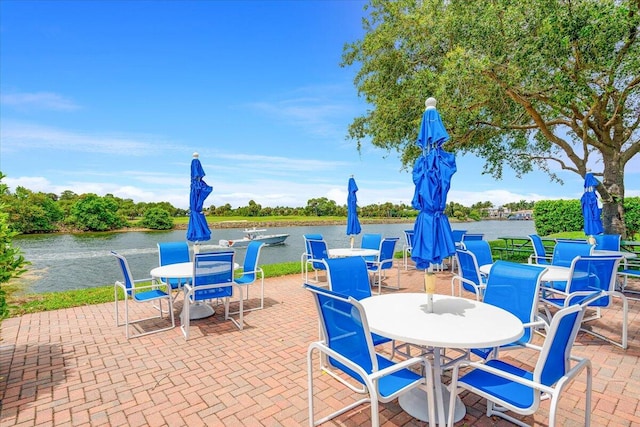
6;261;303;318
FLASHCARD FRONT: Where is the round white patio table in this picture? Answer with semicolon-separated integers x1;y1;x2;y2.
150;261;239;320
592;249;637;259
480;263;574;282
327;248;379;258
360;293;523;426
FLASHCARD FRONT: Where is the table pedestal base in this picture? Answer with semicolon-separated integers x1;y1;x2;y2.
399;385;465;424
184;302;215;320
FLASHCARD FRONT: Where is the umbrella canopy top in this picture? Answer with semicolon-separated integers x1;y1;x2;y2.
584;172;599;190
191;155;206;180
416;103;449;151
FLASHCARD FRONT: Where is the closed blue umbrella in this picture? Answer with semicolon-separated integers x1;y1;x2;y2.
346;176;362;248
411;98;457;270
581;172;604;236
186;153;212;243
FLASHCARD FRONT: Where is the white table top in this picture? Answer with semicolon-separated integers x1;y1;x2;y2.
150;261;239;279
359;293;523;349
328;248;379;258
479;263;573;282
592;249;637;259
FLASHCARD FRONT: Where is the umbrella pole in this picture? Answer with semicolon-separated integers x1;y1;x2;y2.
350;235;354;249
424;267;435;313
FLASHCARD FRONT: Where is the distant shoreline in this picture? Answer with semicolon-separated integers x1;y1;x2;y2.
26;217;476;235
132;217;418;233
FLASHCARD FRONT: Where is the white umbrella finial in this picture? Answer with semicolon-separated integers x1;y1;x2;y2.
425;97;437;110
193;152;199;159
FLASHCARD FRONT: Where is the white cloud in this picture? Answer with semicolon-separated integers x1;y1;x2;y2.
0;120;183;156
0;92;80;111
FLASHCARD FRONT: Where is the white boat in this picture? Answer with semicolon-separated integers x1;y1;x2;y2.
218;228;289;248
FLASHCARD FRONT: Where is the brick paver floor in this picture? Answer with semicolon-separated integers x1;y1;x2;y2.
1;264;639;426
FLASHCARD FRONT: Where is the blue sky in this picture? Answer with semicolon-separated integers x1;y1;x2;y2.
1;1;638;211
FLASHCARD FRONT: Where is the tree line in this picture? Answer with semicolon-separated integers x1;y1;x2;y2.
1;173;533;234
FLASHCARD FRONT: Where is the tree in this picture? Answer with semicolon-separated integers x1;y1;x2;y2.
139;207;174;230
2;187;63;233
0;173;28;319
342;0;639;237
71;194;124;231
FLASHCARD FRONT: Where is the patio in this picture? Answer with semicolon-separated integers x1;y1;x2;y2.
1;267;639;426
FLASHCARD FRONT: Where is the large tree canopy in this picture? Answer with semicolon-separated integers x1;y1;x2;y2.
342;0;640;236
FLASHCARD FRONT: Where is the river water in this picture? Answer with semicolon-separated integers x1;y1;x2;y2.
13;220;536;293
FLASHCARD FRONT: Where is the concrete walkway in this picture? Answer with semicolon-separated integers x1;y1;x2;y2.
1;264;639;426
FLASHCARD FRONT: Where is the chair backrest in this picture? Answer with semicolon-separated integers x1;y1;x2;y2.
462;233;484;241
451;230;467;244
528;234;548;260
594;234;621;251
307;238;329;270
565;255;623;307
378;237;399;265
158;242;191;288
483;261;546;345
534;301;591;386
403;230;414;248
302;234;323;255
111;251;135;295
304;284;376;377
455;248;484;294
463;240;493;266
361;234;382;250
158;241;190;265
324;257;372;300
242;241;264;276
551;241;594;267
192;251;235;300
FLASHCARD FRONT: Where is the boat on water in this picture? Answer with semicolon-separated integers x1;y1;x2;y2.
219;228;289;248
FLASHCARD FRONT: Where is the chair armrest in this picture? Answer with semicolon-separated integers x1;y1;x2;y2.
369;355;427;380
461;358;589;395
523;318;548;331
451;275;484;300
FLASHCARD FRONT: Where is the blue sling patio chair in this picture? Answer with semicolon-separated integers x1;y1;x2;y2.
461;233;484;241
593;234;621;251
157;241;191;301
304;238;329;284
451;247;487;300
182;251;243;339
111;251;175;339
231;240;265;314
301;233;323;278
528;234;552;265
461;239;493;272
446;292;599;427
366;237;400;294
469;261;548;361
361;233;382;262
540;255;628;349
323;256;392;347
402;229;414;270
545;240;595;292
304;284;435;427
551;241;594;267
448;229;467;271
